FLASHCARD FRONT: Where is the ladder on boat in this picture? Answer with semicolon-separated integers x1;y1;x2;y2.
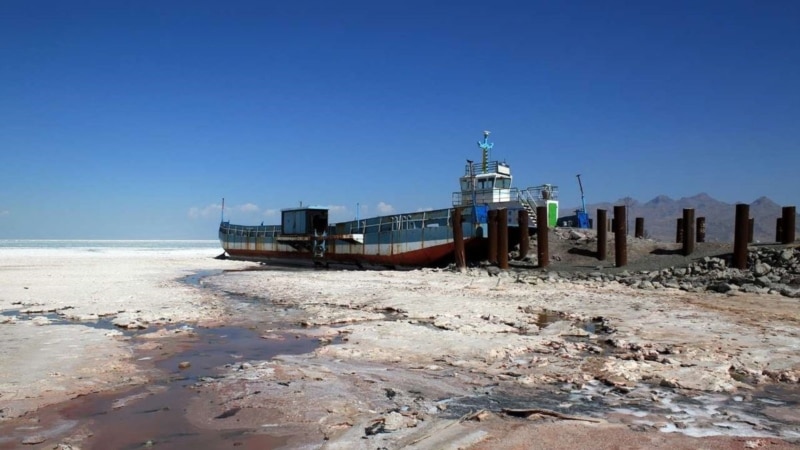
517;188;540;225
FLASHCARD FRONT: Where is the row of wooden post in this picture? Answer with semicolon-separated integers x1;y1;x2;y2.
453;205;796;270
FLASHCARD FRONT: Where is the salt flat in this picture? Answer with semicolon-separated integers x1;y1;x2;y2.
0;247;250;420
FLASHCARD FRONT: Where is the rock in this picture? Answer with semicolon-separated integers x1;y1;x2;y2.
708;282;734;293
568;230;585;240
382;411;408;431
21;435;46;445
486;266;501;277
740;284;768;294
31;316;51;326
112;317;147;330
178;361;191;369
659;378;680;388
754;263;771;276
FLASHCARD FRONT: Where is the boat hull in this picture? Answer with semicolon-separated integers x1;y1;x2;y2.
219;207;488;269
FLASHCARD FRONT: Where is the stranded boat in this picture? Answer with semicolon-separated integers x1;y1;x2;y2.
218;132;559;268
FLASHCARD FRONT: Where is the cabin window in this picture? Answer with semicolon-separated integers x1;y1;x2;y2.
497;178;511;189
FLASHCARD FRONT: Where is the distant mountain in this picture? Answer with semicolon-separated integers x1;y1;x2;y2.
571;194;798;243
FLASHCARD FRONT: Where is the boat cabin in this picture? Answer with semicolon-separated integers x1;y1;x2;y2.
281;207;328;235
457;160;513;206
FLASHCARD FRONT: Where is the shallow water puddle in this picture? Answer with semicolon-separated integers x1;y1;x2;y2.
0;325;321;450
440;380;800;441
64;326;317;449
0;308;119;330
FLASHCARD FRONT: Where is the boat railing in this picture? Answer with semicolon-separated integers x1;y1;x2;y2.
222;207;467;238
344;208;458;234
524;184;559;201
516;188;540;210
220;222;282;238
463;160;509;176
453;184;560;207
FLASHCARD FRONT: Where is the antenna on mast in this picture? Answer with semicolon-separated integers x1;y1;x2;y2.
477;130;493;173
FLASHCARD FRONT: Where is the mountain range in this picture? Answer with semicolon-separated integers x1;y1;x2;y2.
568;193;799;243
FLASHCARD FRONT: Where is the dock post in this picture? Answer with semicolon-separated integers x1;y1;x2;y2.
487;209;498;264
696;217;706;243
536;206;549;268
597;209;607;261
452;208;465;270
733;204;749;270
682;209;695;256
614;205;627;267
776;218;783;243
675;218;683;243
634;217;644;239
498;209;509;269
518;209;530;261
782;206;796;244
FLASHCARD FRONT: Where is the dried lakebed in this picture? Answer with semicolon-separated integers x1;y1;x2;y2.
193;266;800;449
3;263;800;449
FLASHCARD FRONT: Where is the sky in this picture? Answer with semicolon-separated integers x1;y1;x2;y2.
1;1;798;239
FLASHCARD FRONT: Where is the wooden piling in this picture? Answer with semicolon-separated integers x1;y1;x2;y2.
537;206;549;268
776;217;783;243
452;208;465;270
498;209;509;269
487;209;498;264
783;206;796;244
518;209;530;261
682;209;695;256
676;218;683;243
696;217;706;243
634;217;644;239
733;204;749;270
614;206;627;267
597;209;607;261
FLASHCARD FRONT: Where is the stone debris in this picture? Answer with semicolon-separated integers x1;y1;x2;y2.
111;316;148;330
500;247;800;298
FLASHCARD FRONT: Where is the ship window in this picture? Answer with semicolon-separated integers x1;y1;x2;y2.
498;178;511;189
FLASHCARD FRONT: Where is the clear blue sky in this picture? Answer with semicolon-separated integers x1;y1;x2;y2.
1;1;798;239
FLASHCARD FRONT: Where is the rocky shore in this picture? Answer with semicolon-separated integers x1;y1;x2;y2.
515;245;800;298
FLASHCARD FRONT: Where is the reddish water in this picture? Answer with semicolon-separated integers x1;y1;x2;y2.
0;326;320;450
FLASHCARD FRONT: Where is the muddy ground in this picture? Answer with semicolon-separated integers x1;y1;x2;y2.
1;238;799;449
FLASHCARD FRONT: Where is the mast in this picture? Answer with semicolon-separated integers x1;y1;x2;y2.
477;130;493;174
